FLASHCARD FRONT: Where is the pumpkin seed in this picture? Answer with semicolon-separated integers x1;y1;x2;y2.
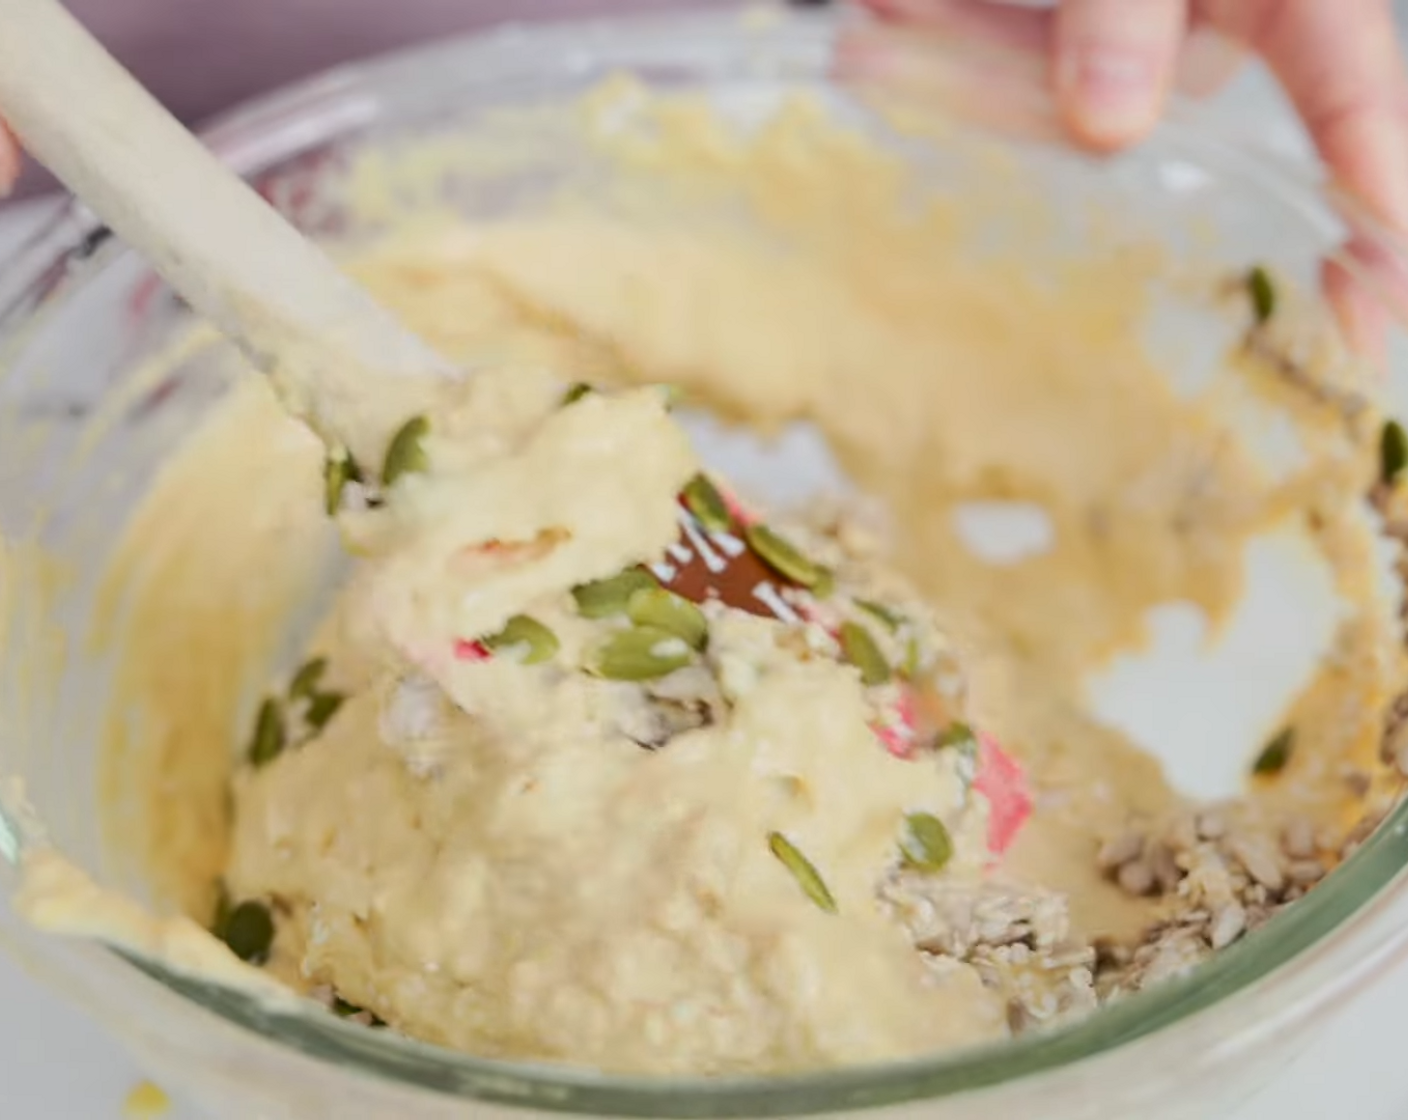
902;636;922;678
1382;419;1407;486
483;614;560;665
745;523;825;587
287;656;328;701
811;567;836;600
900;812;954;872
1253;727;1294;775
855;598;904;632
305;691;346;732
627;587;708;650
210;882;232;936
936;721;978;751
767;832;837;913
593;625;694;681
681;473;733;533
323;451;362;516
1247;265;1276;325
221;900;275;964
839;621;891;687
572;569;656;619
382;415;431;488
562;382;594;406
248;697;286;768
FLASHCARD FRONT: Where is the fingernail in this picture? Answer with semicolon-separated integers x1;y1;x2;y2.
1057;45;1160;148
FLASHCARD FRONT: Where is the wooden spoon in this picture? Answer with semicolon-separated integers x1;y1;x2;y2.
0;0;820;627
0;0;455;471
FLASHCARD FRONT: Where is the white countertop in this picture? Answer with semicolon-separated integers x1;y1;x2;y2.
5;36;1408;1119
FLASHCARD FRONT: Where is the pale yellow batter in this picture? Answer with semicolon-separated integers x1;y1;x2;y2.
5;79;1399;1076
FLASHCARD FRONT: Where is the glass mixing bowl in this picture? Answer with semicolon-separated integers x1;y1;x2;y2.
3;6;1408;1119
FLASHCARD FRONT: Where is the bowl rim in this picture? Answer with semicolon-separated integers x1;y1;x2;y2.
5;4;1408;1114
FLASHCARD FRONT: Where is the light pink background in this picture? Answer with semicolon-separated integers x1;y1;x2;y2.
12;0;729;196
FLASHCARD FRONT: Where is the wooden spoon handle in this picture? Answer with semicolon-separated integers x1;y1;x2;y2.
0;0;456;466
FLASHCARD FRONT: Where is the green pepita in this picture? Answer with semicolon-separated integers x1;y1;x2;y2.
899;811;954;872
211;882;232;936
1382;419;1407;486
811;567;836;600
745;523;825;588
593;625;694;681
323;451;362;516
305;691;346;732
287;656;328;701
1252;727;1294;776
1247;265;1276;325
248;697;286;768
839;621;891;687
855;598;904;632
382;415;431;488
483;615;560;665
902;636;923;678
562;382;594;406
768;832;837;913
627;587;708;650
681;473;733;534
572;569;657;619
936;721;978;751
221;900;275;964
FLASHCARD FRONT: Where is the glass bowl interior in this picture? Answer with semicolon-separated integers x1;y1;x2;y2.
2;6;1408;1116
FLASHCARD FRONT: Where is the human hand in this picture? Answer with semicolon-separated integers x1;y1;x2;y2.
840;0;1408;234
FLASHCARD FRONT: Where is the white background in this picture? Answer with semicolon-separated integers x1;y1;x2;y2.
5;8;1408;1117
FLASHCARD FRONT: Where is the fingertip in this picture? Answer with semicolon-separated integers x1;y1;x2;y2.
1054;45;1166;151
1052;0;1186;153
